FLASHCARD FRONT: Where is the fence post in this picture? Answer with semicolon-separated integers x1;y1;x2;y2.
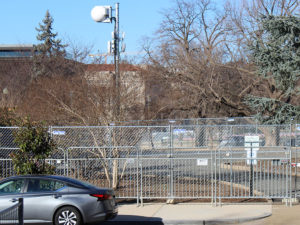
214;127;217;206
57;147;66;176
169;124;174;201
207;126;216;206
49;126;53;139
136;146;140;206
250;143;253;197
294;123;298;199
140;147;143;206
230;126;233;197
290;124;293;206
109;125;113;189
18;198;23;225
66;148;69;177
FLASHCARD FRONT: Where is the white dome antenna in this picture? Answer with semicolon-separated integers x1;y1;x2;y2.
91;6;112;23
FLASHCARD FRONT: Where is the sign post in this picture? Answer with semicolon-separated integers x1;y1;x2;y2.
245;136;260;196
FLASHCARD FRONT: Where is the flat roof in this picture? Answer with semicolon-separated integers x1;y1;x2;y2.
0;44;34;51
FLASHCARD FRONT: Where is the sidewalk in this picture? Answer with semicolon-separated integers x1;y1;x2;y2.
239;204;300;225
103;203;272;225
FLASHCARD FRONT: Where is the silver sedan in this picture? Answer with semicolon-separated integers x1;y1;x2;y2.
0;175;118;224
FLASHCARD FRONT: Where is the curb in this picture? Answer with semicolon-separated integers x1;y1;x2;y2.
162;212;272;224
103;212;272;225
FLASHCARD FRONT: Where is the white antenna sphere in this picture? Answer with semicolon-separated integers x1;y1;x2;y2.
91;6;108;22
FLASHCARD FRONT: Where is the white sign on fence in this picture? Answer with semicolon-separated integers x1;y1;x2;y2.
247;150;257;165
245;135;259;165
126;158;135;164
197;159;208;166
52;130;66;135
245;135;260;143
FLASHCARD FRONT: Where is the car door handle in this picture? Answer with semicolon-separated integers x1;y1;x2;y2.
53;194;62;199
10;198;18;203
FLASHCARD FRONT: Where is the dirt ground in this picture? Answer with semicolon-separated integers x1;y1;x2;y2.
239;203;300;225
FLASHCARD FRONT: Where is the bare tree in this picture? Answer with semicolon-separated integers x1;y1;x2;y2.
65;38;106;64
142;0;300;120
0;60;32;108
226;0;299;62
158;0;200;53
16;40;145;189
142;0;257;119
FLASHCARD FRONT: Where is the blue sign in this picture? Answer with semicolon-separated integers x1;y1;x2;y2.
52;130;66;136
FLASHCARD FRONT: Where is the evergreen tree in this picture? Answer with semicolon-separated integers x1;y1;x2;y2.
10;119;56;175
245;15;300;124
32;10;67;78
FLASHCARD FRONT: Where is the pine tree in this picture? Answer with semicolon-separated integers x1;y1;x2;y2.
245;15;300;124
32;10;67;78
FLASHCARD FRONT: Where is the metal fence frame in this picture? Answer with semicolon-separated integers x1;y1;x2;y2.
0;198;23;225
0;124;296;205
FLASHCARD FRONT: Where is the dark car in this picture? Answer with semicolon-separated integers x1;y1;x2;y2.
0;175;118;224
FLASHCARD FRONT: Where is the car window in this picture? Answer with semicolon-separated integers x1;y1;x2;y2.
63;177;97;189
27;179;66;193
0;179;25;194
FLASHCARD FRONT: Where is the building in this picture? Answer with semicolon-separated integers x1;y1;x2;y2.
85;64;146;119
0;45;145;119
0;45;34;108
0;45;146;120
0;44;34;59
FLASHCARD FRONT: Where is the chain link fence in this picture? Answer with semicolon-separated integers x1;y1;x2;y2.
0;127;18;179
0;124;295;204
292;124;300;198
119;117;257;126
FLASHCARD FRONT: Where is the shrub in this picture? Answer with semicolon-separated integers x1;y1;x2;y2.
11;119;55;175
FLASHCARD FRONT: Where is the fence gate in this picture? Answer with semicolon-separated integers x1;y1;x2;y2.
138;125;215;202
215;125;292;202
138;151;216;201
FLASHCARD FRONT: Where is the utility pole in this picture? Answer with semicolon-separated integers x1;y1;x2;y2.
91;3;121;121
113;3;120;119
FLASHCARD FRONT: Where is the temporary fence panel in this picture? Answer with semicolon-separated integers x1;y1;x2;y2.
0;127;19;179
0;124;294;203
0;198;23;225
215;125;292;200
294;124;300;198
217;149;291;199
66;146;139;199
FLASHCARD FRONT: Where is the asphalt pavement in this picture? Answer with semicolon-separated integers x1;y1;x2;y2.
102;203;272;225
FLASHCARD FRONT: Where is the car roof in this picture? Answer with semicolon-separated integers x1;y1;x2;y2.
3;175;86;187
2;175;112;191
7;175;68;180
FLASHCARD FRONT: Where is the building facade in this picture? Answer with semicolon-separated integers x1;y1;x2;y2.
85;64;146;120
0;44;34;59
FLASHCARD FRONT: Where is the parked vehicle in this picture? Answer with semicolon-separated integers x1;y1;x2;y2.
0;175;118;225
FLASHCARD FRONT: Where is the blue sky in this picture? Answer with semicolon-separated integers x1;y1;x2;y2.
0;0;174;57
